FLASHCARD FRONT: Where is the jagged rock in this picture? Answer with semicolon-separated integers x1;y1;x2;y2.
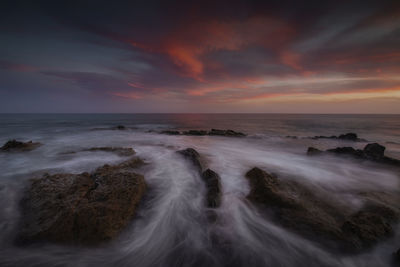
307;147;323;156
363;143;385;160
18;158;146;246
208;129;246;137
0;140;42;152
307;143;400;166
83;147;136;157
183;130;208;136
338;133;358;141
160;130;181;135
202;169;222;208
311;133;365;142
245;167;399;253
177;148;222;209
393;248;400;266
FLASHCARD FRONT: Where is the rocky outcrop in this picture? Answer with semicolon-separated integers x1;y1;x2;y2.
91;125;127;131
393;248;400;266
160;129;246;137
208;129;246;137
83;147;135;156
1;140;42;152
307;143;400;166
245;167;399;253
311;133;366;142
18;157;146;246
177;148;221;209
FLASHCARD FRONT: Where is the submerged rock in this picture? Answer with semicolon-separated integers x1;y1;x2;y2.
177;148;222;209
307;143;400;166
208;129;246;137
83;147;136;157
160;130;181;135
311;133;365;142
245;167;398;253
1;140;42;152
202;169;222;208
183;130;208;136
18;157;146;246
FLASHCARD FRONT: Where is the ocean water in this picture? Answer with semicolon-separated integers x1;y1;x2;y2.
0;113;399;267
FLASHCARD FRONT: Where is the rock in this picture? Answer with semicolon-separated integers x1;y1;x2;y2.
307;143;400;166
0;140;42;152
115;125;126;130
83;147;136;157
338;133;358;141
177;148;204;173
363;143;385;160
160;130;181;135
307;147;323;156
183;130;208;136
202;169;222;208
208;129;246;137
18;158;146;246
311;133;365;142
245;167;398;253
177;148;222;209
393;249;400;266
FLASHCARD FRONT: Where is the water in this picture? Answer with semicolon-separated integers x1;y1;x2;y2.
0;114;399;267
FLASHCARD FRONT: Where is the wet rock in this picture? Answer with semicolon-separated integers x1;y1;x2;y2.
307;147;323;156
363;143;385;160
1;140;42;152
307;143;400;166
177;148;222;209
338;133;358;141
202;169;222;208
177;148;204;173
160;130;181;135
183;130;208;136
18;158;146;246
393;249;400;266
208;129;246;137
311;133;365;142
83;147;136;157
245;167;399;253
115;125;126;130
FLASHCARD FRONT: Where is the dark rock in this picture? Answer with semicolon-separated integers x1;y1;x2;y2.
1;140;42;152
338;133;358;141
202;169;222;208
183;130;208;136
115;125;126;130
311;133;365;142
286;135;298;139
160;130;181;135
307;147;323;156
245;167;399;253
307;143;400;166
83;147;136;157
177;148;222;210
177;148;204;173
208;129;246;137
18;158;146;246
363;143;385;160
393;249;400;266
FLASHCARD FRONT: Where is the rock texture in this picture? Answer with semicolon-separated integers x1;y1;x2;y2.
1;140;42;152
311;133;366;142
18;157;146;246
177;148;222;209
307;143;400;166
245;167;399;253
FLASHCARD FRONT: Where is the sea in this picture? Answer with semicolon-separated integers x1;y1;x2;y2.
0;113;399;267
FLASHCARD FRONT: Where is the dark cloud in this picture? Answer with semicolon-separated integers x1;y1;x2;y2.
0;0;399;112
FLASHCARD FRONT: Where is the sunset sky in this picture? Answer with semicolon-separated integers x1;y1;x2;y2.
1;0;399;113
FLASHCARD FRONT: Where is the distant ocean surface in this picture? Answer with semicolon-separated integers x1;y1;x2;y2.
0;113;399;267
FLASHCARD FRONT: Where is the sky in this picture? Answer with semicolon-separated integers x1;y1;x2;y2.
0;0;399;113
